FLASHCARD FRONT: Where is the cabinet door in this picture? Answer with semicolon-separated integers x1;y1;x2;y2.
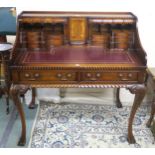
69;17;87;45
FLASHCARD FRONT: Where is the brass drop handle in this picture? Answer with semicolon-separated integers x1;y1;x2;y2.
120;78;129;81
128;73;133;78
34;73;40;78
90;78;97;81
24;73;30;78
118;73;127;81
86;73;92;78
96;73;101;78
24;73;33;80
27;78;36;81
61;78;68;81
118;73;123;77
67;73;72;78
57;73;69;81
57;73;62;78
118;73;131;81
119;73;132;81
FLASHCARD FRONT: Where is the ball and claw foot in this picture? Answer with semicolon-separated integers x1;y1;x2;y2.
115;88;123;108
28;101;36;109
28;88;36;109
146;120;152;128
6;107;9;115
127;84;146;145
127;136;136;144
116;100;123;108
18;137;26;146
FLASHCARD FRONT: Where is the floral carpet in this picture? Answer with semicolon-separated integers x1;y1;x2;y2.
29;102;155;148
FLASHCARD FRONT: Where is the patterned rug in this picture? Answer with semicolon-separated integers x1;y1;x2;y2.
29;102;155;148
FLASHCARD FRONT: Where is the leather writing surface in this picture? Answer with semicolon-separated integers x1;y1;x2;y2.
21;46;135;64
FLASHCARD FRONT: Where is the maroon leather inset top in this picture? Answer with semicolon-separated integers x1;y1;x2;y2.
20;46;135;64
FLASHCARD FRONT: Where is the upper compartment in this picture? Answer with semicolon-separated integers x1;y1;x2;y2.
11;11;146;66
17;11;137;50
19;11;137;22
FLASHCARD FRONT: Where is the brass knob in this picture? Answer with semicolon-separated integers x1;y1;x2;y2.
96;73;101;78
25;73;30;78
57;73;62;78
128;73;132;78
34;73;40;78
67;73;72;78
86;73;92;77
119;73;123;77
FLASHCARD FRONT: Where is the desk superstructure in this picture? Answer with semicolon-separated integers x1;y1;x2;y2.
9;11;147;146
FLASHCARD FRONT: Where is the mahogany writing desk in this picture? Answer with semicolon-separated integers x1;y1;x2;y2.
9;11;147;146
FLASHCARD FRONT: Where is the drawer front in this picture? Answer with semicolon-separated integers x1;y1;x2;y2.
18;70;77;82
81;71;138;82
12;69;140;84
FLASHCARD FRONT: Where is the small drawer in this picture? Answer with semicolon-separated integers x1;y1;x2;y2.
19;71;49;81
52;70;77;81
81;71;138;82
18;70;77;82
81;72;103;81
117;72;138;81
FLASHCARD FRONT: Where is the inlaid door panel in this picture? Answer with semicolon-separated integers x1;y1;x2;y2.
69;17;87;44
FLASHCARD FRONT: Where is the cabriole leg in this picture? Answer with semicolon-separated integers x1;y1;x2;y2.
127;84;146;144
6;93;9;114
146;95;155;127
115;88;123;108
29;88;36;109
10;84;26;146
60;88;66;98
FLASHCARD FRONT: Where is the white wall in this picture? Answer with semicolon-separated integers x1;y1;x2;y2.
1;0;155;67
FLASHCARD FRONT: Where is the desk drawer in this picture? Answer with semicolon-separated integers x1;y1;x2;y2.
81;71;138;82
12;69;141;84
18;70;77;82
